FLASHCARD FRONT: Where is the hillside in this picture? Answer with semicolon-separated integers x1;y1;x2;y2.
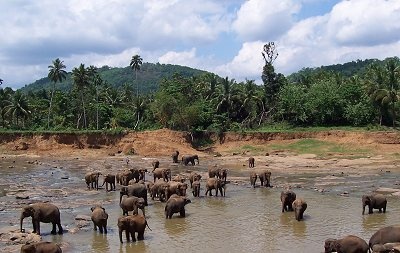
21;63;209;94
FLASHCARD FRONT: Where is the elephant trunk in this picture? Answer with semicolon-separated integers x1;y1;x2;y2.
362;203;366;215
119;229;123;243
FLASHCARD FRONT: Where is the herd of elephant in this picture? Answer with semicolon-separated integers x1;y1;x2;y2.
17;153;397;253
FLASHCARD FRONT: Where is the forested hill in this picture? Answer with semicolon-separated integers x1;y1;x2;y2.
21;63;208;93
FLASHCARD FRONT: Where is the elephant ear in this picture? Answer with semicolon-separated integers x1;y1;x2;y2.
90;207;95;212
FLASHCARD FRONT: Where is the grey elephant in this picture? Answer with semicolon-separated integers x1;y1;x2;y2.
292;198;307;221
172;175;186;183
150;180;169;202
120;184;148;206
172;150;180;163
20;242;62;253
281;190;296;212
85;171;101;190
101;174;116;191
218;168;228;183
165;194;191;218
117;214;149;243
205;178;226;197
250;170;272;187
20;202;63;235
208;166;220;178
372;242;400;253
153;168;171;182
362;194;387;214
369;226;400;250
120;195;146;217
324;235;369;253
90;205;108;234
165;181;188;200
248;157;255;168
151;160;160;171
192;180;201;197
189;172;202;188
182;154;199;166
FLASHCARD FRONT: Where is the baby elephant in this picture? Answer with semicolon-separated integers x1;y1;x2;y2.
120;195;146;217
192;181;201;197
281;190;296;212
292;198;307;221
90;205;108;234
165;194;191;219
21;241;62;253
362;194;387;215
324;235;369;253
248;157;255;168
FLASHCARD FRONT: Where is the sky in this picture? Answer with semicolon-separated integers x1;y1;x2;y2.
1;0;400;90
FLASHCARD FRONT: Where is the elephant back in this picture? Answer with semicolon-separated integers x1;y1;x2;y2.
369;226;400;248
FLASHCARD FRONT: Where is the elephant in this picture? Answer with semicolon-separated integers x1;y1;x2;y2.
372;242;400;253
205;178;226;197
150;180;169;202
101;174;116;191
292;198;307;221
120;168;147;186
281;190;296;212
362;194;387;214
192;180;200;197
165;194;191;219
172;175;186;183
153;168;172;182
189;172;202;188
151;160;160;171
117;214;150;243
165;181;188;200
218;168;228;183
172;150;180;163
248;157;255;168
250;171;258;188
120;184;148;206
208;167;220;178
20;242;62;253
369;226;400;250
324;235;369;253
120;195;146;217
182;154;199;166
85;171;101;190
20;202;63;235
90;205;108;234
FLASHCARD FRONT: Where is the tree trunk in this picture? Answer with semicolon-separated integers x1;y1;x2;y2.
47;83;55;129
80;91;87;129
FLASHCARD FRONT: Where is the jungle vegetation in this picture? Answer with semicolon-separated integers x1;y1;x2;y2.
1;43;399;134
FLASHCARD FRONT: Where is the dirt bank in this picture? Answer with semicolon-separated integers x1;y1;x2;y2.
1;129;400;158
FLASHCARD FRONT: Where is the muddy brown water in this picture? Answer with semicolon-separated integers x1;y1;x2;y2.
1;156;400;253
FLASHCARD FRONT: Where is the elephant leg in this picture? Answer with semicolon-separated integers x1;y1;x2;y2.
383;204;387;213
119;230;124;243
180;208;186;217
103;225;107;234
131;231;136;242
125;230;130;242
99;225;103;234
57;223;63;234
93;223;97;231
36;221;41;235
51;222;57;235
138;231;144;240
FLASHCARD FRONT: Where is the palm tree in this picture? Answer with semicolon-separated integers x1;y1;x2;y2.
0;87;12;127
216;77;236;119
47;58;67;128
129;54;143;129
72;64;90;129
4;90;31;128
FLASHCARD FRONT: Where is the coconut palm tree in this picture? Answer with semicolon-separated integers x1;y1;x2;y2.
72;64;90;129
0;87;12;127
129;54;143;129
4;90;31;128
47;58;67;128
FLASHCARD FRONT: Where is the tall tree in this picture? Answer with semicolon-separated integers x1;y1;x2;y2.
129;54;143;129
47;58;67;128
4;90;31;128
72;64;90;129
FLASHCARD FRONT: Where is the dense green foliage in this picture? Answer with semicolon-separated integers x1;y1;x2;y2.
1;50;400;133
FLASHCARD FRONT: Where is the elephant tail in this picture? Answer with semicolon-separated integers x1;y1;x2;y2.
145;220;152;231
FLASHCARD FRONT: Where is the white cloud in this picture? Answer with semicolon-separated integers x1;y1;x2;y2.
158;48;199;67
232;0;300;41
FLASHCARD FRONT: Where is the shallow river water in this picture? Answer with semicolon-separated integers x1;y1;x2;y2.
1;156;400;253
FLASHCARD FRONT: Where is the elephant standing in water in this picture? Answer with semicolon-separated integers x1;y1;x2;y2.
281;190;296;212
205;178;226;197
120;184;148;206
172;151;180;163
250;170;272;188
324;235;369;253
192;181;201;197
120;195;146;217
165;194;191;218
117;214;150;243
369;226;400;250
153;168;171;182
21;242;62;253
85;171;101;190
20;202;63;235
90;205;108;234
292;198;307;221
101;174;116;191
182;154;199;166
362;194;387;214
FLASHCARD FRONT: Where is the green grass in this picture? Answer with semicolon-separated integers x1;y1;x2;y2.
270;139;370;158
245;124;397;133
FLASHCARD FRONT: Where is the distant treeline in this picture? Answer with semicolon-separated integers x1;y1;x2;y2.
1;49;399;133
